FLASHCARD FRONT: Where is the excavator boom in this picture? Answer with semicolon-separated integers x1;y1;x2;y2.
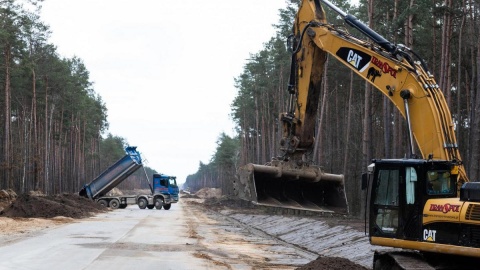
235;0;467;214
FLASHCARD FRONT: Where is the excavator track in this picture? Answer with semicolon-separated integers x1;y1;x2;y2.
374;251;480;270
374;252;435;270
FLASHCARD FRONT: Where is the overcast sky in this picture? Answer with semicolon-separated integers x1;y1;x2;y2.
40;0;289;184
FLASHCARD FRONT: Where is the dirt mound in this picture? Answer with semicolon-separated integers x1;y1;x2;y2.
204;196;255;209
28;190;44;196
296;256;368;270
195;188;222;198
0;193;106;219
0;189;17;203
182;193;200;199
0;189;17;212
0;189;17;200
106;187;124;196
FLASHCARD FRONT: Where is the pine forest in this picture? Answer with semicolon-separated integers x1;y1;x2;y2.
0;0;153;194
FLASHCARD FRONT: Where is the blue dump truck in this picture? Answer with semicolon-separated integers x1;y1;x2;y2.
79;146;179;210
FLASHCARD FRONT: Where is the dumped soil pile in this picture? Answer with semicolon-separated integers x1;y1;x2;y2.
106;187;124;196
296;256;368;270
203;196;256;209
181;193;200;199
186;188;255;210
0;193;106;219
0;189;17;212
195;187;222;198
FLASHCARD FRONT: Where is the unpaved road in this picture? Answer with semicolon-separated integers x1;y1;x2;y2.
0;198;383;269
0;200;312;269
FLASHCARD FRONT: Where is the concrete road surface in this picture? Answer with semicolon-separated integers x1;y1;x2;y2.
0;200;314;270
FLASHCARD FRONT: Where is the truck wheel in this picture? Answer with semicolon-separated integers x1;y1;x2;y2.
163;203;171;210
147;205;154;209
97;200;108;207
109;199;120;209
137;198;148;209
155;198;163;210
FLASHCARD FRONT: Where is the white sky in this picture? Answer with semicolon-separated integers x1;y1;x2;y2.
40;0;288;184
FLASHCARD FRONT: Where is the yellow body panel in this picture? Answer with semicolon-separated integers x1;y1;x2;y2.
371;236;480;258
422;198;463;225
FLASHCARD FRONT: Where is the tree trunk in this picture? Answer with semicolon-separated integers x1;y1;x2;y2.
439;0;453;105
313;58;329;164
255;95;260;163
432;0;437;75
468;34;480;180
363;0;374;169
44;77;50;194
456;0;466;153
344;71;354;213
3;44;12;189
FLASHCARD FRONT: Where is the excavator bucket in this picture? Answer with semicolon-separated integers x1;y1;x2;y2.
235;162;348;213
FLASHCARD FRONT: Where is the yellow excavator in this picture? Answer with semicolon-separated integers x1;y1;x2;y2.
236;0;480;268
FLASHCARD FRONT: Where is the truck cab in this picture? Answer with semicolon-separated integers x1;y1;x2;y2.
153;174;179;209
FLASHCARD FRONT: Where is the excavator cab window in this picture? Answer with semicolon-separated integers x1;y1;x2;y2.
371;166;419;236
426;170;454;195
373;169;400;234
406;167;417;204
374;169;400;206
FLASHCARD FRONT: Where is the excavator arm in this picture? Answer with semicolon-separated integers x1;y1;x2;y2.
288;0;466;181
235;0;467;214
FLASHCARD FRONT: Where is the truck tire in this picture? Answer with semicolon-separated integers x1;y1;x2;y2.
97;199;108;207
163;203;171;210
137;198;148;209
155;198;163;210
109;199;120;209
147;205;154;209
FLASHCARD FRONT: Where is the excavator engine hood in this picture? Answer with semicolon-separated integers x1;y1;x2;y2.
235;162;348;213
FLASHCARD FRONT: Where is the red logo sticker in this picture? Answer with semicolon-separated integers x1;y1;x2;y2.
371;56;397;78
429;203;460;214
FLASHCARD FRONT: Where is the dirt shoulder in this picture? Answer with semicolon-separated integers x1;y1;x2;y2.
0;216;76;247
189;193;366;233
0;190;108;245
184;190;371;270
